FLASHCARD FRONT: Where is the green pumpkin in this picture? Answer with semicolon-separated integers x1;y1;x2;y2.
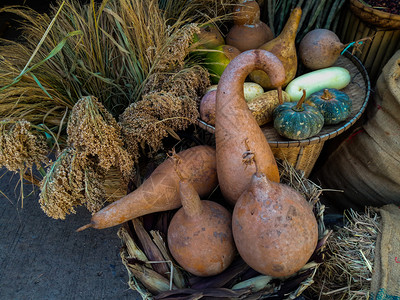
306;88;352;125
273;90;324;140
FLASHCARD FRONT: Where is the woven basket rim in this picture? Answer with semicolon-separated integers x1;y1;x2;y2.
196;51;371;149
349;0;400;29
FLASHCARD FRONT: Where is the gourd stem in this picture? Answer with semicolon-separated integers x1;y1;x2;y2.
242;138;260;175
180;181;203;218
277;86;283;105
341;36;374;55
320;89;332;100
171;149;203;218
295;89;307;110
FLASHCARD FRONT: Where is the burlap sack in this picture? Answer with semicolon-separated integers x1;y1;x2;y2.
314;50;400;210
371;204;400;299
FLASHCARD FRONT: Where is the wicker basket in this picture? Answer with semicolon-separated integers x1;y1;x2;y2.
119;162;330;300
348;0;400;30
197;51;370;177
338;0;400;84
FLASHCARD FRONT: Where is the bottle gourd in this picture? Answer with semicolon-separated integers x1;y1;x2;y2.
215;49;285;205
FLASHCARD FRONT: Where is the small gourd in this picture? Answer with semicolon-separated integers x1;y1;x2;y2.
167;175;235;277
273;90;324;140
306;88;352;125
226;0;273;52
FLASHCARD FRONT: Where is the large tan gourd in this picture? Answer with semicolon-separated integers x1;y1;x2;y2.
250;7;302;89
232;153;318;277
77;146;218;230
215;49;284;205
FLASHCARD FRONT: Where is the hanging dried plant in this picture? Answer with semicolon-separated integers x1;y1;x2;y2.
0;120;49;172
144;65;210;104
0;0;223;143
151;24;201;73
39;148;87;219
120;66;210;159
0;0;225;216
67;96;134;182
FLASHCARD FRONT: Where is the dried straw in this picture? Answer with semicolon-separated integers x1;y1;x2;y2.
1;0;223;215
39;94;137;219
311;208;380;299
39;148;87;219
0;0;224;144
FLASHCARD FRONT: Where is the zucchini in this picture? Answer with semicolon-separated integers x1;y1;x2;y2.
285;67;351;101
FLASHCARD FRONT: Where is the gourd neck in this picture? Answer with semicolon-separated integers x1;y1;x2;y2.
278;7;302;41
172;151;204;218
320;89;333;100
216;50;285;114
180;180;203;218
294;89;306;111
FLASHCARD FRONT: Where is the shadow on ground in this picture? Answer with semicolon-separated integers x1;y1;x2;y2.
0;168;139;299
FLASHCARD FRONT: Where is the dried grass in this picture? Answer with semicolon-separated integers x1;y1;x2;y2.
39;95;137;219
0;0;226;141
39;148;87;219
311;208;380;299
1;0;226;215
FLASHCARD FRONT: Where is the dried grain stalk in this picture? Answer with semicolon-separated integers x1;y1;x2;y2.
39;148;87;219
120;66;210;159
39;95;136;219
67;95;134;182
0;0;221;143
0;120;49;172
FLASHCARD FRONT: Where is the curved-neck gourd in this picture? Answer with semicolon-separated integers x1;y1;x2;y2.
215;49;284;205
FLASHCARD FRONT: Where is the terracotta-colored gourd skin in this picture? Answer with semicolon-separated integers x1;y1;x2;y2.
77;146;218;230
232;171;318;277
168;180;235;277
215;49;284;205
250;7;302;89
200;89;217;125
226;0;273;52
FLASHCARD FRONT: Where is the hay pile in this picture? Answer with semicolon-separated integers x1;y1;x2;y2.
0;0;233;217
311;208;379;299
